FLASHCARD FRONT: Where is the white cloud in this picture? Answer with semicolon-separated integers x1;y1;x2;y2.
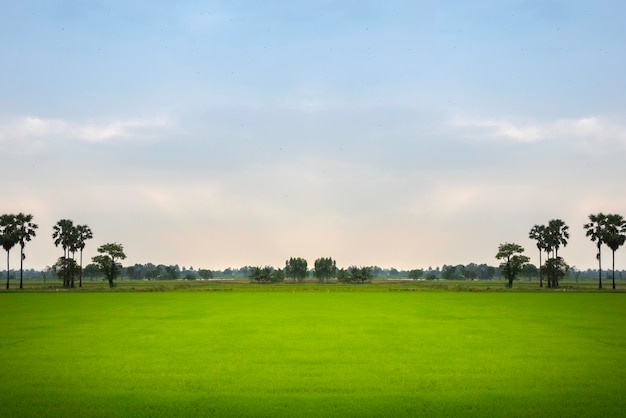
452;115;626;145
0;115;174;144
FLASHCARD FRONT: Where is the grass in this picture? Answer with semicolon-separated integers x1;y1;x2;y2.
1;291;625;417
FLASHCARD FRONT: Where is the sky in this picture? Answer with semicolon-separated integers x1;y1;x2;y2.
2;0;626;272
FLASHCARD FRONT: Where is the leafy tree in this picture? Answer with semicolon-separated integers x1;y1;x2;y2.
285;257;308;282
53;257;79;288
41;266;52;284
163;265;180;280
75;225;93;288
249;266;274;283
0;214;19;289
522;263;538;281
441;265;459;280
584;213;608;289
496;243;529;288
529;224;548;287
314;257;337;282
541;257;569;288
408;269;424;280
271;268;285;283
13;213;38;289
198;269;213;280
83;263;101;281
92;243;126;288
603;214;626;289
336;266;373;283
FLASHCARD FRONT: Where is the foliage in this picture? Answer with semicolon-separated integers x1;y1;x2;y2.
92;243;127;288
314;257;337;282
496;243;529;288
198;269;213;280
249;266;284;283
584;213;608;289
0;214;19;289
337;266;373;283
53;257;80;288
603;214;626;289
285;257;308;282
408;269;424;280
540;257;569;288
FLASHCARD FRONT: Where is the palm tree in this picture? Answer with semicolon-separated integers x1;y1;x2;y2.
52;219;75;259
52;219;78;287
603;214;626;290
0;214;19;289
584;213;607;289
75;225;93;288
14;213;38;289
529;224;547;287
547;219;569;259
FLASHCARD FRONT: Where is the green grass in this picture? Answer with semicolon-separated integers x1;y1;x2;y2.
1;291;625;417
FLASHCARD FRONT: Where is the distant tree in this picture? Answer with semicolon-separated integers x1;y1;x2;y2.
53;257;79;288
249;266;275;283
541;257;569;288
163;265;180;280
314;257;337;283
584;213;608;289
41;266;52;284
271;268;285;283
83;263;101;281
92;243;126;288
389;268;399;277
529;224;548;287
408;269;424;280
603;214;626;289
198;269;213;280
285;257;308;282
0;214;19;289
337;268;350;283
522;263;538;281
75;225;93;288
338;266;373;283
496;243;530;288
441;265;459;280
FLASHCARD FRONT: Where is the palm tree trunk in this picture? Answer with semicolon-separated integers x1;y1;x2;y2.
79;250;83;288
538;249;543;288
612;250;616;290
5;251;9;289
19;245;24;289
598;244;602;289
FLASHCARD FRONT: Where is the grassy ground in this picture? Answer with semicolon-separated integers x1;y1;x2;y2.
1;291;625;417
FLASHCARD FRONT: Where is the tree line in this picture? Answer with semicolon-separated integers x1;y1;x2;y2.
2;212;626;289
498;213;626;288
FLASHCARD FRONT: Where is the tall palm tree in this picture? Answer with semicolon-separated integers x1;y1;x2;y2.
584;213;607;289
52;219;78;287
75;224;93;288
529;224;547;288
14;213;38;289
52;219;75;259
603;214;626;290
0;214;19;289
547;219;569;259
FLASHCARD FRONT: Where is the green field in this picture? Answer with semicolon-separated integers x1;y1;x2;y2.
1;290;625;417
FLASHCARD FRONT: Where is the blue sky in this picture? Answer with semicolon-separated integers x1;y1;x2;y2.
2;1;626;271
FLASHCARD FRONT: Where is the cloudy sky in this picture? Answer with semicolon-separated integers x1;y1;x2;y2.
2;1;625;271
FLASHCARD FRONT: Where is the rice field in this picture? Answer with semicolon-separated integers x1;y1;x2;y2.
1;290;625;417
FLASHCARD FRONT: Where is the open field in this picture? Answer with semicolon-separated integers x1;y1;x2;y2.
4;276;626;292
1;291;625;417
